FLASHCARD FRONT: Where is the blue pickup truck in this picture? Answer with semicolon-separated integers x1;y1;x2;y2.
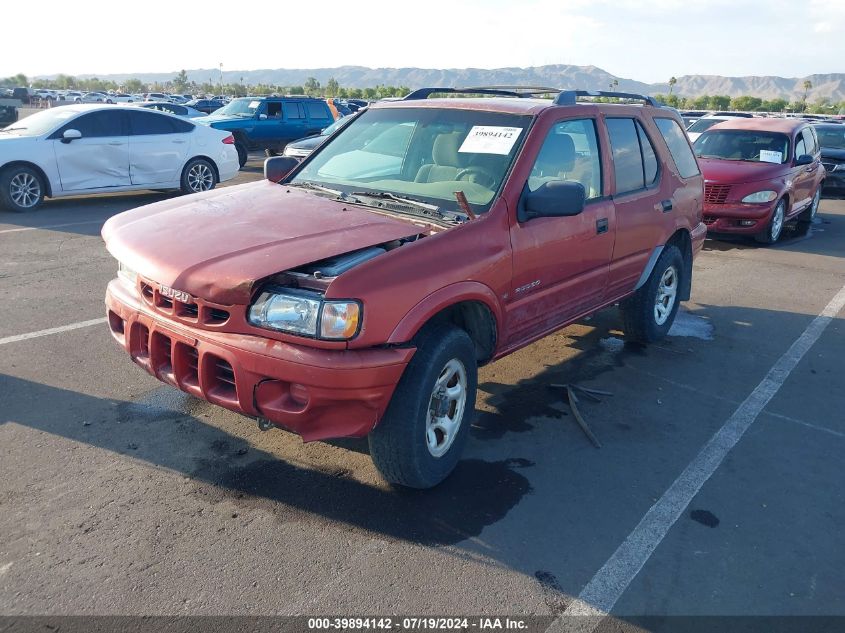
195;96;335;167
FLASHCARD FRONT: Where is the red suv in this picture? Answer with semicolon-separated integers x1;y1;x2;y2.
103;88;706;488
693;118;825;244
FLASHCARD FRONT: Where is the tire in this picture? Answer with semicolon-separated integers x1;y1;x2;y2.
754;199;786;244
235;142;248;168
799;187;820;225
620;244;684;344
0;165;45;212
368;325;477;489
180;158;217;194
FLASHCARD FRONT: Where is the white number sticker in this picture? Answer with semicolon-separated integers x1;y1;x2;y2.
459;126;523;155
759;150;782;164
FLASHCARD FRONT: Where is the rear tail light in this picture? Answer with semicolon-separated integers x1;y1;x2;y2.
222;134;235;144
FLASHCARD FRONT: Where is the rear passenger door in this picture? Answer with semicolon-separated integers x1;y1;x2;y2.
127;109;193;185
507;118;615;345
605;117;668;299
283;101;308;142
304;100;334;137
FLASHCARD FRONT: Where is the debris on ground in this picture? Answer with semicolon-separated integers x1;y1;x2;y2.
549;383;612;448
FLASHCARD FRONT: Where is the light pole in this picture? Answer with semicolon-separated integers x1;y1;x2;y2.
219;63;224;94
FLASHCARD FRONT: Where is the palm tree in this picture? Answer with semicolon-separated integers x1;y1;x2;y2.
801;80;812;112
668;76;677;96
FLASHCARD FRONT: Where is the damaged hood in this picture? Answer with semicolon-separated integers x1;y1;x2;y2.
102;180;425;304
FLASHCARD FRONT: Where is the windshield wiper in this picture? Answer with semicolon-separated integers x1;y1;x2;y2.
351;191;444;216
1;127;26;132
289;181;358;201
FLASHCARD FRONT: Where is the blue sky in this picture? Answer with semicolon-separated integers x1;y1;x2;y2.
3;0;842;82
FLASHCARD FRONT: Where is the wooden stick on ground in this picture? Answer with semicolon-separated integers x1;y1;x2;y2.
565;385;602;448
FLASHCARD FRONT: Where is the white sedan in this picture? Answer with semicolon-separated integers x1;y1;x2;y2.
0;104;240;212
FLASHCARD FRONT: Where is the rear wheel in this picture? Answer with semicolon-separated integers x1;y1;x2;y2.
620;244;684;344
368;325;477;489
0;165;45;212
180;158;217;194
754;199;786;244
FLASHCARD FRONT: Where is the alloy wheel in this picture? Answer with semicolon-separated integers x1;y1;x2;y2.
425;358;468;458
9;172;41;208
654;265;678;326
187;163;214;192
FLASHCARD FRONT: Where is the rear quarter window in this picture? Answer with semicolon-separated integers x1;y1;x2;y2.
654;118;700;179
305;102;331;119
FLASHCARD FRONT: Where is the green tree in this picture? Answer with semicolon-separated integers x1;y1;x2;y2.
304;77;320;96
363;87;377;100
761;98;788;112
124;78;144;93
325;77;339;98
708;95;731;110
173;70;189;92
691;95;710;109
801;79;812;112
289;85;305;95
668;76;677;96
729;96;762;111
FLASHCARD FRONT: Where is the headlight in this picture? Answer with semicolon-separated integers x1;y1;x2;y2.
117;261;137;286
248;289;361;340
741;190;777;204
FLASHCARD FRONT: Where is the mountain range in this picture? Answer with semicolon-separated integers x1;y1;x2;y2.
41;65;845;102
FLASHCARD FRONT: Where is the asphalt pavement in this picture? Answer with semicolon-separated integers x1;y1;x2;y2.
1;159;843;630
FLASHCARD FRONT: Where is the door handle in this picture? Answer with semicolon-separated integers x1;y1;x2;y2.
661;199;673;212
108;141;123;146
172;140;187;144
596;218;609;234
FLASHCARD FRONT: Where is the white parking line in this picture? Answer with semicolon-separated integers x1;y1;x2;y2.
551;282;845;632
0;318;106;346
0;220;102;235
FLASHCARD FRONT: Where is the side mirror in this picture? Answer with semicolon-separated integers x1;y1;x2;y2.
519;181;586;222
62;129;82;143
264;156;299;182
795;154;813;166
258;113;268;120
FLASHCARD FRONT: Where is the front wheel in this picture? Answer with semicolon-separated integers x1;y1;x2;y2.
180;158;217;194
620;244;684;344
368;325;477;489
754;199;786;245
0;165;45;212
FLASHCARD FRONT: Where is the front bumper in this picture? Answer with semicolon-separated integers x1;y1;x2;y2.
106;279;414;441
702;200;776;234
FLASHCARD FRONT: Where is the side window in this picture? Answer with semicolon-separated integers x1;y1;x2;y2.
654;118;701;179
801;129;816;155
55;111;127;138
794;134;806;159
128;110;180;135
286;102;305;119
637;121;658;185
266;101;282;118
606;118;646;194
305;101;330;119
527;118;602;199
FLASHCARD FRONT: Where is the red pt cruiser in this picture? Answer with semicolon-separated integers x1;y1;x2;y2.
694;118;824;244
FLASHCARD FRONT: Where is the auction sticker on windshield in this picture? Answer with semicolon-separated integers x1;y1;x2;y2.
459;126;523;155
759;150;782;164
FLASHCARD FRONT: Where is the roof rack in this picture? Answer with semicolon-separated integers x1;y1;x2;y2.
553;90;658;106
403;86;659;106
403;86;560;100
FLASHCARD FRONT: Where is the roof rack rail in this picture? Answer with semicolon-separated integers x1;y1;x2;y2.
553;90;659;106
403;86;557;100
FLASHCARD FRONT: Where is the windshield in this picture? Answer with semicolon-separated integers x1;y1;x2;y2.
321;115;353;136
213;98;260;118
694;130;790;163
1;107;80;136
687;118;725;133
290;107;531;214
815;125;845;150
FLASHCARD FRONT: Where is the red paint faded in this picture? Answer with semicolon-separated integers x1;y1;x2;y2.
104;97;705;443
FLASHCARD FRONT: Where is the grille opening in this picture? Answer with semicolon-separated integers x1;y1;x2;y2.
151;332;173;376
177;344;199;388
178;302;199;319
155;293;174;310
107;310;125;335
704;184;731;205
206;308;230;324
140;283;154;302
133;323;150;360
209;356;237;400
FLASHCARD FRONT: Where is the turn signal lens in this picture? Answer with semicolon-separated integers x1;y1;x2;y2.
222;134;235;144
320;302;361;340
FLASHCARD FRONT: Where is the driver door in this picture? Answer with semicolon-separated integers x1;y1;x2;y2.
50;110;131;191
